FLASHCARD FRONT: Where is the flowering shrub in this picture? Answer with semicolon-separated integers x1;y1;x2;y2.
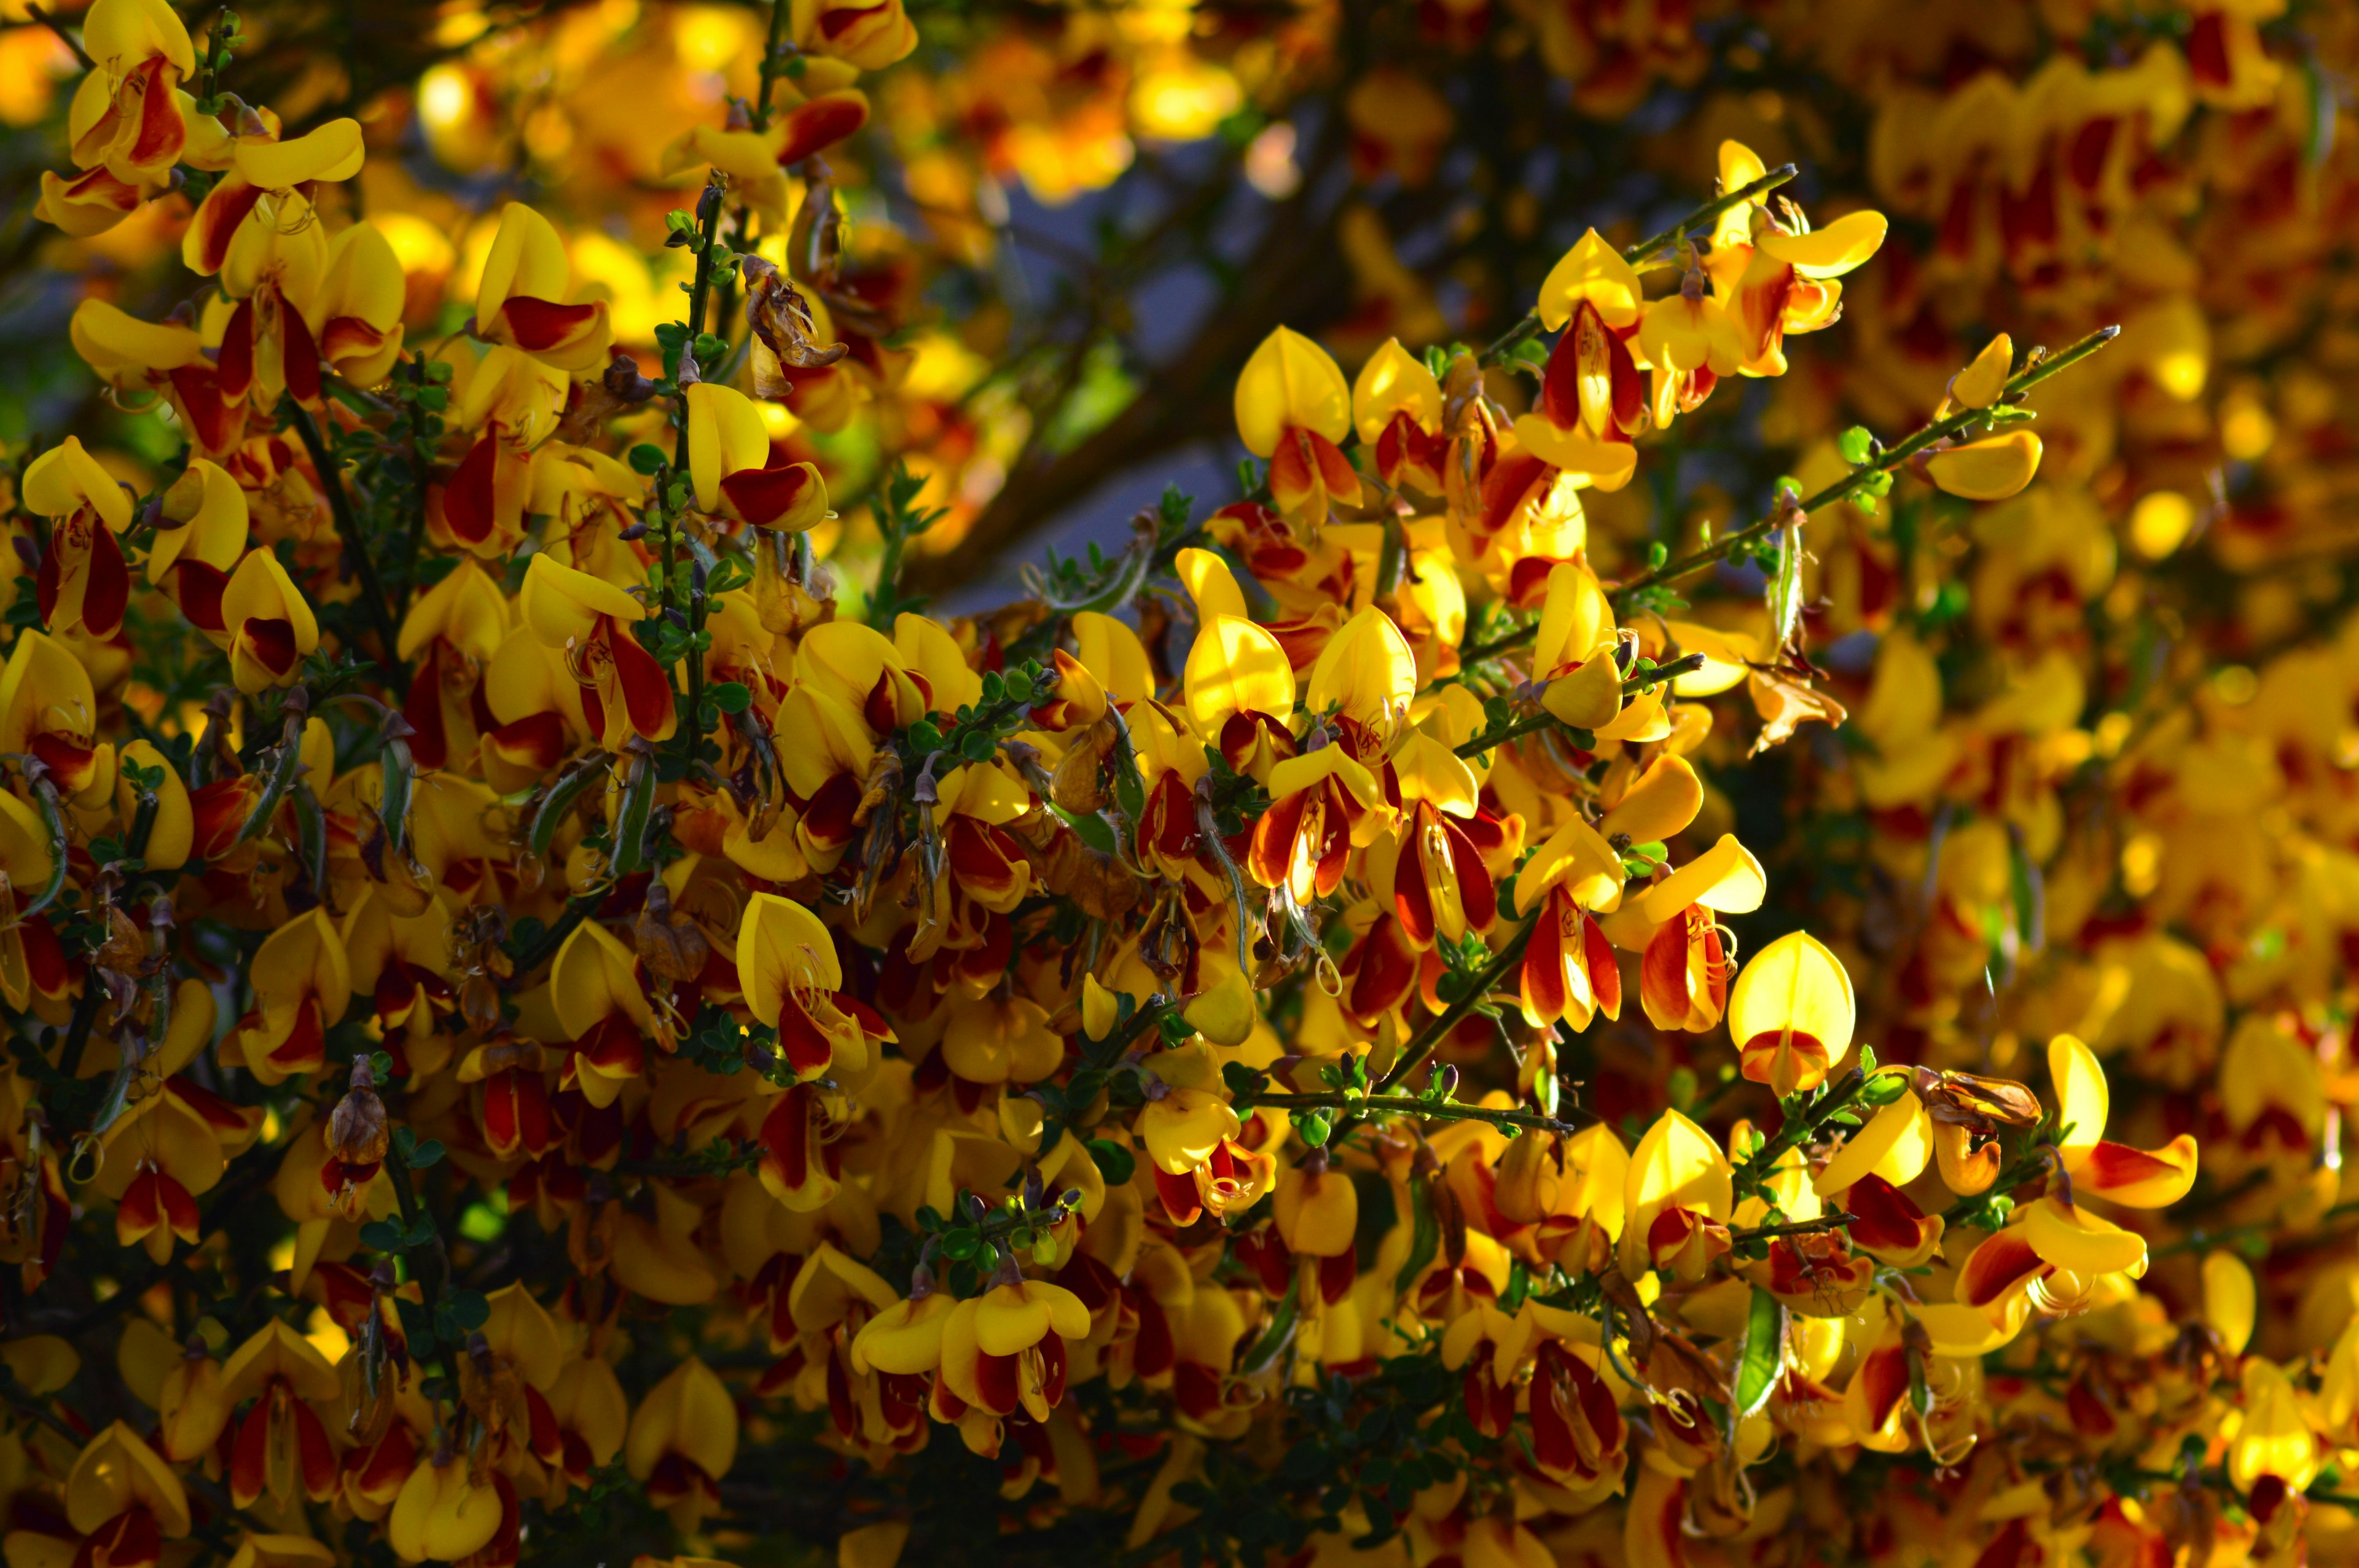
0;1;2347;1566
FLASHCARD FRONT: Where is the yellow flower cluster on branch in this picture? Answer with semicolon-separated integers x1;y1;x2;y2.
0;0;2349;1565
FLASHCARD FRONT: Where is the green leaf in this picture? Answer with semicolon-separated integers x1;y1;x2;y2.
939;1228;980;1261
406;1138;445;1169
1086;1138;1136;1185
1733;1286;1783;1419
1767;523;1805;652
1240;1271;1301;1373
447;1289;490;1332
1393;1174;1439;1295
1837;425;1876;464
711;681;751;714
358;1220;403;1252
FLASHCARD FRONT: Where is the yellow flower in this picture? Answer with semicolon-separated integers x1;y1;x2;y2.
1726;930;1854;1099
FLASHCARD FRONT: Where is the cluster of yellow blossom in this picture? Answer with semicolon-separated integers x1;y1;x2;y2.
0;0;2350;1565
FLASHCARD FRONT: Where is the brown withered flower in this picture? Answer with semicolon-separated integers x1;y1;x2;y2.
633;878;712;982
327;1056;391;1181
740;254;849;398
1911;1066;2041;1196
1050;717;1118;814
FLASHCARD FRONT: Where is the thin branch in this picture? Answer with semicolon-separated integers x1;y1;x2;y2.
1452;653;1708;757
1248;1090;1594;1137
1731;1212;1855;1245
1451;326;2124;671
1479;163;1800;364
1373;919;1535;1093
24;4;92;71
287;400;406;685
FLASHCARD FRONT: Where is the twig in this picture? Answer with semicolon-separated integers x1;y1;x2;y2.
1731;1212;1855;1245
1247;1090;1592;1137
1613;327;2122;606
1731;1067;1871;1196
1452;653;1707;757
1478;163;1799;364
1372;920;1535;1093
287;400;406;685
749;0;794;132
25;4;92;71
1451;326;2124;669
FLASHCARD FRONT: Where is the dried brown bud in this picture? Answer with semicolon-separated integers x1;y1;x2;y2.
633;880;713;982
1050;717;1118;814
327;1060;390;1169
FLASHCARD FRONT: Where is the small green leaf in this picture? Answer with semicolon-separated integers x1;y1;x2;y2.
405;1138;445;1169
1086;1139;1136;1185
628;443;668;475
711;681;751;714
1734;1286;1783;1418
1837;425;1876;465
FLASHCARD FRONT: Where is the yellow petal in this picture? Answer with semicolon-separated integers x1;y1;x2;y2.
1597;754;1702;844
1947;333;2012;410
1925;431;2043;502
1185;615;1294;736
233;117;365;188
1234;325;1351;456
1350;336;1442;443
1755;210;1888;278
737;891;843;1029
1304;607;1415;733
1541;648;1622;730
2202;1251;2256;1355
2021;1195;2145;1277
1732;928;1850;1043
1175;546;1248;625
1638;833;1766;921
1811;1086;1928;1195
2048;1033;2110;1156
1535;228;1643;332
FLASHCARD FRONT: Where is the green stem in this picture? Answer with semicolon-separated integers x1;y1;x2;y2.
1731;1067;1872;1195
393;353;434;626
288;400;405;684
1455;709;1575;759
669;178;729;473
1248;1090;1592;1137
16;774;66;920
1620;163;1800;268
53;796;165;1096
1731;1212;1854;1245
1374;919;1536;1093
1453;326;2124;670
749;0;794;132
1479;163;1799;364
1614;326;2122;608
1452;653;1707;757
385;1150;468;1398
1939;1144;2059;1227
